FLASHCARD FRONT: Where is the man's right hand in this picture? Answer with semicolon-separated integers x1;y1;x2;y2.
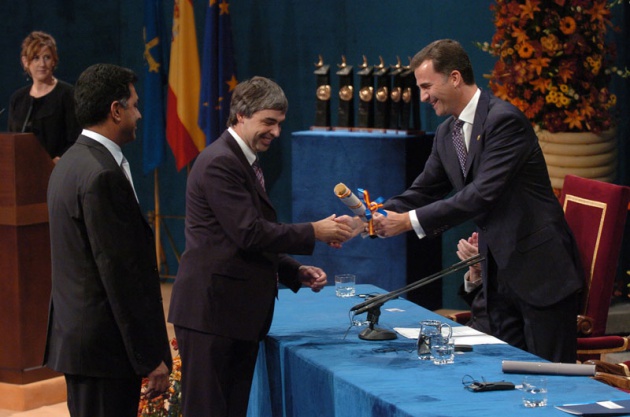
145;361;170;398
335;215;364;238
312;214;353;247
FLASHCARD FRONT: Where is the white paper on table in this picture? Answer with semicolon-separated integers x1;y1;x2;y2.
393;326;507;345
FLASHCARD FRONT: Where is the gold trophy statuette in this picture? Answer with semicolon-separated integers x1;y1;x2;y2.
313;54;331;128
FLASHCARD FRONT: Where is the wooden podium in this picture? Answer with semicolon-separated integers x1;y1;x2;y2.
0;132;59;384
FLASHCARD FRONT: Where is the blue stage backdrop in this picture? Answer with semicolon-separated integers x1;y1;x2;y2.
1;0;627;309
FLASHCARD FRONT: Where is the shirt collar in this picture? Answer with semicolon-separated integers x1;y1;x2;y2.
81;129;124;165
458;88;481;125
228;126;257;165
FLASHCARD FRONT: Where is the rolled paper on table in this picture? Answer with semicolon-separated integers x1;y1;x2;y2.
334;183;368;222
502;360;596;376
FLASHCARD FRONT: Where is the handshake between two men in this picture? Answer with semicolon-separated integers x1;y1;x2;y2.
311;210;411;249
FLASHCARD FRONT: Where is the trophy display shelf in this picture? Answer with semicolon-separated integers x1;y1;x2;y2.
311;55;421;133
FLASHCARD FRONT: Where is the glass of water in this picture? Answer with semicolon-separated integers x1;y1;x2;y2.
522;376;547;407
335;274;356;297
429;335;455;365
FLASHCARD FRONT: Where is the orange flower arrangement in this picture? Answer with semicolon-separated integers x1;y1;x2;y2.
478;0;629;133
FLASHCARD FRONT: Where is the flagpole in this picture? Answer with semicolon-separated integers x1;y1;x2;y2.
154;168;162;275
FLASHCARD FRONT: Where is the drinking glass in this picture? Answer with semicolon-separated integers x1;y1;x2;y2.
429;335;455;365
522;376;548;408
335;274;356;297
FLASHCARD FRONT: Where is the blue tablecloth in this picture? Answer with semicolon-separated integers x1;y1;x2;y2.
248;284;629;417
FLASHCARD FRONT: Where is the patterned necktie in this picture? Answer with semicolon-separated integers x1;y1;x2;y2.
452;119;467;175
120;155;139;202
252;160;266;191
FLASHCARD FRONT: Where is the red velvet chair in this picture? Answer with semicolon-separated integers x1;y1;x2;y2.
559;175;630;362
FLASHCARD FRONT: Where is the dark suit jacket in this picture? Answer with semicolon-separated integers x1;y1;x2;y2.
384;90;583;307
45;135;172;378
8;80;80;158
168;130;316;341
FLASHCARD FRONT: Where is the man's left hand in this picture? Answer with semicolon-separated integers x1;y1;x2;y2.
298;265;328;292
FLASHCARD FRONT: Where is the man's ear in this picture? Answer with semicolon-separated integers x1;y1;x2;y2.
450;70;462;87
111;101;122;123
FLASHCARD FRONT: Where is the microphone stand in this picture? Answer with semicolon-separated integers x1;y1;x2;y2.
351;254;484;341
21;99;34;133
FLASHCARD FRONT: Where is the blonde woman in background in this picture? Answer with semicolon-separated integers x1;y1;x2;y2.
8;31;80;163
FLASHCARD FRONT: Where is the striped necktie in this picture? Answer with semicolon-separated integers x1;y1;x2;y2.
252;160;266;191
452;119;467;175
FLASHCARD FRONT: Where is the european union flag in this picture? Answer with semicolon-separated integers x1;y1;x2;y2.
198;0;238;145
142;0;168;173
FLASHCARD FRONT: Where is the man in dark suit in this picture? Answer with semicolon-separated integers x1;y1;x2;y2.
168;76;353;417
369;39;583;363
45;64;172;417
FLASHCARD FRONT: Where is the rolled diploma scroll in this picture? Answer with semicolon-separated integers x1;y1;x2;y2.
502;360;596;376
334;183;368;222
334;183;370;238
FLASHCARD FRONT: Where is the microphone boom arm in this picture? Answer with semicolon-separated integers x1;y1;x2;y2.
351;254;485;316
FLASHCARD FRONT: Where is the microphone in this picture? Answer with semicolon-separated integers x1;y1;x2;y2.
0;108;5;116
21;97;34;133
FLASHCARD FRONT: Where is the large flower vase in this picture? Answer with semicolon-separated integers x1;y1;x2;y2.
536;128;617;194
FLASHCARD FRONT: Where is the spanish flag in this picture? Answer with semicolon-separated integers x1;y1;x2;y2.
166;0;206;171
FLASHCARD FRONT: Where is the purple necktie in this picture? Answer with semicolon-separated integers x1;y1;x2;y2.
452;119;467;175
252;160;266;191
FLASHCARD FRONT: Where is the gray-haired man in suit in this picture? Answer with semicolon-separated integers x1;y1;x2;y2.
169;76;353;417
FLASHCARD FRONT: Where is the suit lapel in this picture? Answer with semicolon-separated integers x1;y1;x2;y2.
223;132;276;211
464;90;491;178
77;135;147;222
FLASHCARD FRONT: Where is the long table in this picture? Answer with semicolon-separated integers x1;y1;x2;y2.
247;284;629;416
